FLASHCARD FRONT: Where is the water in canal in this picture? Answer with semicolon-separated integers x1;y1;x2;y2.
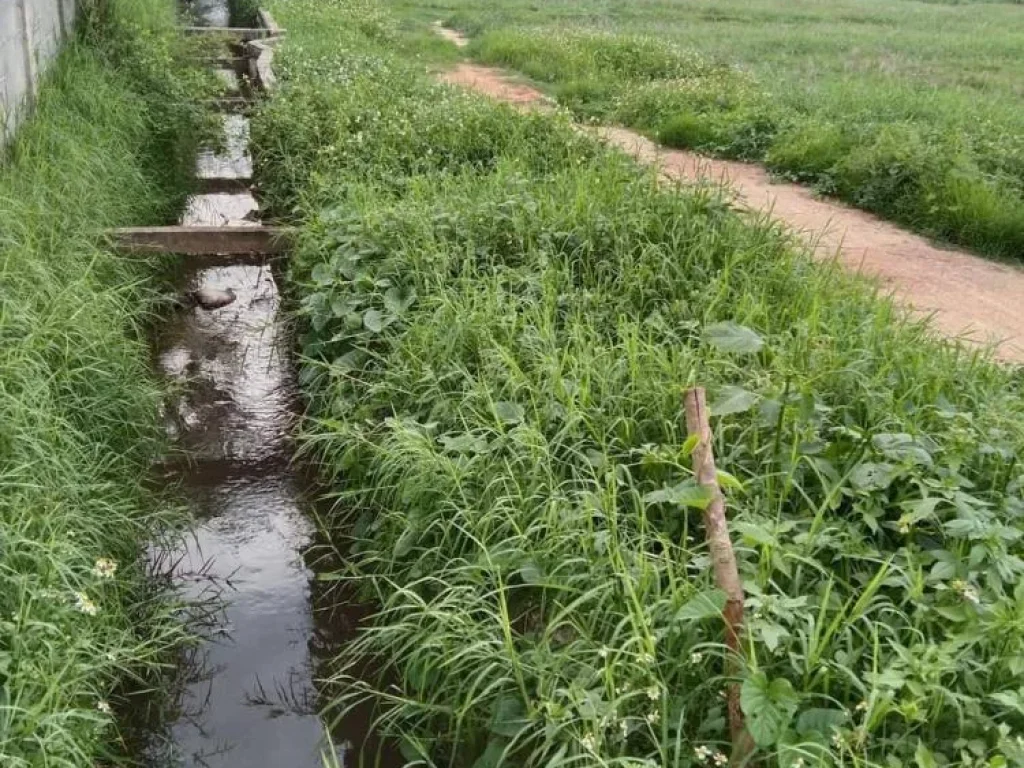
142;3;340;766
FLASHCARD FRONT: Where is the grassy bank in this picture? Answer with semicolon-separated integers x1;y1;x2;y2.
0;2;211;764
253;0;1024;766
395;0;1024;260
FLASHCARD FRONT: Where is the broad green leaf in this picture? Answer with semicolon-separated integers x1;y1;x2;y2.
758;398;782;426
741;672;799;747
331;349;366;372
900;497;942;524
711;386;760;416
440;433;489;454
704;322;765;354
310;262;333;285
990;690;1024;716
384;285;417;315
472;738;510;768
849;462;895;492
867;668;906;691
915;740;938;768
933;604;971;622
363;308;384;332
796;707;849;736
928;557;957;582
331;296;353;317
759;621;789;652
490;694;530;737
676;588;727;621
644;480;714;510
494;401;525;424
716;469;745;492
873;433;933;466
399;736;428;762
734;521;776;546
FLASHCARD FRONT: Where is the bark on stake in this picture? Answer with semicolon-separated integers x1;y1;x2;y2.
684;387;754;763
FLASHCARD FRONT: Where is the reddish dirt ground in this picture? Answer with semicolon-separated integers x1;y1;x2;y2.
441;63;555;108
438;52;1024;363
432;21;469;48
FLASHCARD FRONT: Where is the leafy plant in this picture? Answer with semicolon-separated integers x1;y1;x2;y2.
252;1;1024;766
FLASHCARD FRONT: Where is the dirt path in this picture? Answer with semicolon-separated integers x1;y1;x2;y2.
436;33;1024;363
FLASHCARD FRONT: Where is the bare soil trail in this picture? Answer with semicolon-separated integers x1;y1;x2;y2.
436;29;1024;363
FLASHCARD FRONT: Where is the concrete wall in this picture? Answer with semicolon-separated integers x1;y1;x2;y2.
1;0;75;143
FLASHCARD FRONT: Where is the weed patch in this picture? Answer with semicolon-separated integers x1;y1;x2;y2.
469;28;1024;259
255;1;1024;766
0;1;212;764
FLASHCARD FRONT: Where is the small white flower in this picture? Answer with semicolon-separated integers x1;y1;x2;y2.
580;732;597;753
598;646;610;659
645;710;660;725
690;651;703;664
793;759;805;768
646;684;660;701
712;752;728;767
638;652;655;666
855;700;868;712
96;700;112;715
92;558;118;579
694;745;712;762
74;592;98;616
832;731;844;749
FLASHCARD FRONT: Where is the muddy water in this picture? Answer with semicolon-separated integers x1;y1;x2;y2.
146;8;329;761
150;185;334;768
139;3;401;764
153;255;328;765
184;0;231;26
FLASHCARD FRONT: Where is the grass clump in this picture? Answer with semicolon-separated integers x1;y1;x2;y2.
0;1;212;764
467;27;1024;259
255;0;1024;766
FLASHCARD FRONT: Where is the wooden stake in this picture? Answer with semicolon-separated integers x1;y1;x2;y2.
683;387;754;764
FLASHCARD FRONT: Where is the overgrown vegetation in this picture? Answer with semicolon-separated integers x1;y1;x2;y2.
375;0;1024;259
464;28;1024;260
0;1;212;764
254;1;1024;766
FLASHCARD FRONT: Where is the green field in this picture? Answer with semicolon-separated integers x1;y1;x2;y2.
253;0;1024;766
0;1;210;764
388;0;1024;259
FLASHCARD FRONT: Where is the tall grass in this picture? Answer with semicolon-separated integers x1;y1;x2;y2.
0;1;212;764
254;0;1024;765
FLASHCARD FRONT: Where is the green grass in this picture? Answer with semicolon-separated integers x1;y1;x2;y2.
384;0;1024;260
252;0;1024;766
0;1;212;764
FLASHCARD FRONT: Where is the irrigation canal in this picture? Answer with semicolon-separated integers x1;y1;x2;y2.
122;2;393;765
